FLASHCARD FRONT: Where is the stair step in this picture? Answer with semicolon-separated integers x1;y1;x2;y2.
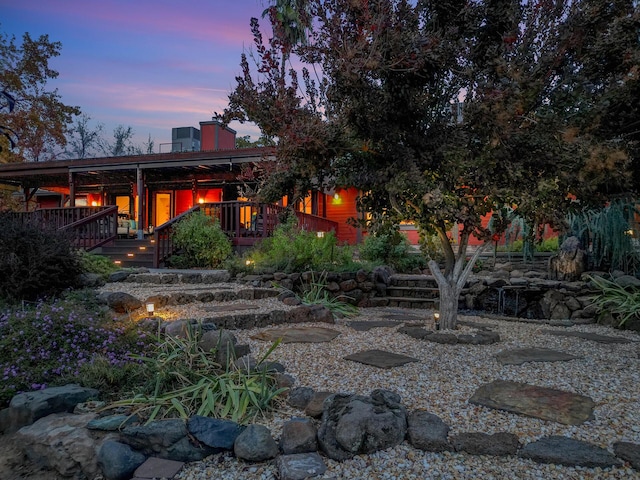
96;239;156;268
386;297;437;309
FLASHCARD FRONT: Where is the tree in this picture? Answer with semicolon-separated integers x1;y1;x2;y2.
64;113;104;159
262;0;312;76
236;134;276;148
227;0;636;329
0;28;80;162
142;134;155;155
105;125;140;157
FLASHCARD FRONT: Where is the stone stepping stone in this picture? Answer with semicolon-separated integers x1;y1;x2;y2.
251;326;340;343
613;441;640;470
133;457;184;479
519;436;621;468
347;320;403;331
386;313;422;321
204;304;260;312
495;347;581;365
344;349;419;369
469;379;595;425
276;452;327;480
542;330;632;344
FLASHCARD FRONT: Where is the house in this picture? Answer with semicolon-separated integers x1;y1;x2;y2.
0;119;364;257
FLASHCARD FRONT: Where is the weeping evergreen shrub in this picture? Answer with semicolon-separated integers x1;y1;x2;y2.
566;199;640;273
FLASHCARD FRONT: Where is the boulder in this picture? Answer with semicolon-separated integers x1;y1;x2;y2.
276;453;327;480
233;424;279;462
450;432;520;456
519;436;621;468
1;384;99;433
317;389;407;461
406;410;450;452
104;292;143;313
304;391;334;418
288;387;315;410
16;412;110;479
280;418;318;454
97;440;147;480
613;441;640;470
187;416;245;451
548;236;587;282
120;419;213;462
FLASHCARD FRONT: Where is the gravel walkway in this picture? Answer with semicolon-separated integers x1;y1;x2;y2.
98;281;640;479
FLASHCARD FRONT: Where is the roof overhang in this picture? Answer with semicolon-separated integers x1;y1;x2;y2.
0;148;275;190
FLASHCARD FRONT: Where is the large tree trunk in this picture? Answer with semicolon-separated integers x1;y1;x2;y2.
435;278;461;330
428;234;489;330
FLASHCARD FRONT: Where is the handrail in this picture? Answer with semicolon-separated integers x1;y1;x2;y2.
152;201;339;268
8;206;118;251
60;206;118;251
153;205;202;268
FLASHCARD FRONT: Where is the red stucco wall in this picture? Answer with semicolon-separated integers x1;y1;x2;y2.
325;187;361;245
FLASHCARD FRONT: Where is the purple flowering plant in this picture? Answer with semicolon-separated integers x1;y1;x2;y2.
0;293;155;407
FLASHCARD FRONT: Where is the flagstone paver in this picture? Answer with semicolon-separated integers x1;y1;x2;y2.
495;347;581;365
347;320;403;331
251;326;340;343
469;380;595;425
204;304;260;312
542;330;633;344
344;349;420;369
385;313;422;321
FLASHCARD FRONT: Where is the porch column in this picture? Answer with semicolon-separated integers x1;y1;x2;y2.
192;178;198;206
137;167;144;240
68;172;75;207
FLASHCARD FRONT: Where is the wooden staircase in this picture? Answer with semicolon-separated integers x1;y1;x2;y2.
95;238;156;268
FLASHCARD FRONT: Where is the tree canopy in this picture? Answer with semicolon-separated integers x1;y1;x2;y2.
0;28;80;162
225;0;639;327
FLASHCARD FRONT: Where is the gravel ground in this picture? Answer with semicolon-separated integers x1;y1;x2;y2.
99;282;640;479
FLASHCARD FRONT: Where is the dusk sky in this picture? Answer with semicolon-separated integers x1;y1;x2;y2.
3;0;271;151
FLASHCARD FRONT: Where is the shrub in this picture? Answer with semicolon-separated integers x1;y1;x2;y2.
170;211;232;268
0;214;83;302
110;326;287;424
247;216;358;273
79;251;120;278
567;199;640;273
587;274;640;327
359;231;426;272
300;271;359;317
0;293;154;407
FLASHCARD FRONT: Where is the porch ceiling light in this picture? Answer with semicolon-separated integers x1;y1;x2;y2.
198;198;205;204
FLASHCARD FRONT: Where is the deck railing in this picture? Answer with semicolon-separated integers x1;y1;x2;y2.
153;201;338;267
8;206;118;251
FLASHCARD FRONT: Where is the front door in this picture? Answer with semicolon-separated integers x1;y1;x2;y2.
155;192;172;227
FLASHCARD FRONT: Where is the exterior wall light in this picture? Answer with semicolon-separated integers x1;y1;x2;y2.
198;198;205;204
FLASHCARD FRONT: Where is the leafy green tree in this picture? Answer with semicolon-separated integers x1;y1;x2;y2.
106;125;140;157
0;28;80;162
227;0;637;328
236;134;276;148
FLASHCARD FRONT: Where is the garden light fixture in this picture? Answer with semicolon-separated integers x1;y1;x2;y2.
146;303;155;316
